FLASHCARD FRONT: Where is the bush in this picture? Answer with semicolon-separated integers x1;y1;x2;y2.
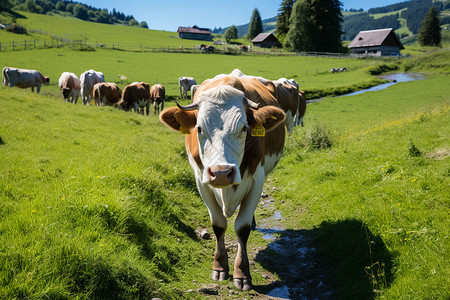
367;63;400;75
5;23;27;34
305;120;332;150
408;139;422;157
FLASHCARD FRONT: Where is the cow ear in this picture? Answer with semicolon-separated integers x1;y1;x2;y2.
248;106;285;132
160;107;197;133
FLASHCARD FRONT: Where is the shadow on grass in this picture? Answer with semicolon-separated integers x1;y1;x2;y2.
254;219;395;300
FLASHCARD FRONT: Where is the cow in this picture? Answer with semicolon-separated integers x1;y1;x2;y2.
149;84;165;115
80;69;105;105
178;76;197;99
230;69;301;135
160;75;286;291
297;90;307;127
2;67;49;93
58;72;81;104
117;82;151;115
273;78;301;134
190;84;200;100
92;82;121;106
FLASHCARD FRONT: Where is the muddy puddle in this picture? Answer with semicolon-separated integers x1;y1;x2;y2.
253;193;334;299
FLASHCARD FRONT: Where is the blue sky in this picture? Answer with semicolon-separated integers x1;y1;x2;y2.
78;0;406;31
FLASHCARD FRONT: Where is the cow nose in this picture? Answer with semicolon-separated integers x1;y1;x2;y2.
207;165;237;187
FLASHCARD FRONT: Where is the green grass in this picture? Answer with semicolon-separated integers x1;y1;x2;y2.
272;74;450;299
0;46;384;99
1;13;449;298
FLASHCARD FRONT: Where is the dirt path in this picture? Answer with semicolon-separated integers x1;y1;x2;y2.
194;190;334;299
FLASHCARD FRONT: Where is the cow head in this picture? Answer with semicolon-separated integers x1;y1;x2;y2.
160;85;285;188
44;76;50;85
61;87;70;99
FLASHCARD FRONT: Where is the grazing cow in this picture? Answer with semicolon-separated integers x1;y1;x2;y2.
58;72;81;104
160;75;286;291
178;76;197;99
149;84;165;115
80;69;105;105
2;67;49;93
190;84;200;100
93;82;121;106
117;82;151;115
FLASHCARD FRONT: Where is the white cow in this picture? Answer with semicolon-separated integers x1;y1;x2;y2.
80;69;105;105
178;76;197;99
58;72;81;104
2;67;49;93
190;84;200;100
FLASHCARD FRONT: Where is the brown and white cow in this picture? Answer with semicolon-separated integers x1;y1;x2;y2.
273;78;301;134
93;82;121;106
178;76;197;99
297;90;307;127
2;67;49;93
58;72;81;104
160;75;286;291
117;82;151;115
80;69;104;105
150;84;165;115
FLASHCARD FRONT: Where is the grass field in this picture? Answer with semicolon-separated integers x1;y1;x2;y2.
1;11;449;300
0;46;390;99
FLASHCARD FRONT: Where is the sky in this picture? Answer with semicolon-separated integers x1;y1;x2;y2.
78;0;407;32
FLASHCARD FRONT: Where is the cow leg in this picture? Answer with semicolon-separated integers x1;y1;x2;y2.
233;170;264;291
197;184;229;281
133;102;139;113
146;102;150;116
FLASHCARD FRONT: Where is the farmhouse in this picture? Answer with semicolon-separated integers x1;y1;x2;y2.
348;28;404;57
177;26;213;41
251;33;279;48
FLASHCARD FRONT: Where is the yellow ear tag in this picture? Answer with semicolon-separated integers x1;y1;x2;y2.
251;124;265;137
179;126;190;135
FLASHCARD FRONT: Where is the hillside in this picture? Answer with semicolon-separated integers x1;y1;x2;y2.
213;0;450;41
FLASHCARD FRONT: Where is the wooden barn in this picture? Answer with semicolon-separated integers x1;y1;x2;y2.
348;28;404;57
177;26;213;41
251;33;279;48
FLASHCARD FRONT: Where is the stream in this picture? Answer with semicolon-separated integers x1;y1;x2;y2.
339;72;426;97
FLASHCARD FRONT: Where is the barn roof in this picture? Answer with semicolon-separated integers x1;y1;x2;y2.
251;33;277;43
177;26;211;34
348;28;404;49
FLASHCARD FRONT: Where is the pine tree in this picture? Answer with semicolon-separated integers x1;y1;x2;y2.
276;0;295;45
418;6;441;46
285;0;343;52
247;8;263;40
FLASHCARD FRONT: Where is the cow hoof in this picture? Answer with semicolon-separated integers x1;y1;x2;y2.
212;270;228;281
234;278;252;291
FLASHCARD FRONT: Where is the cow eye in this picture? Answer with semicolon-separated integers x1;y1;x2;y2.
243;124;249;132
197;126;203;135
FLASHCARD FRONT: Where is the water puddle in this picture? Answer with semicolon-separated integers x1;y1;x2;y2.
340;73;425;97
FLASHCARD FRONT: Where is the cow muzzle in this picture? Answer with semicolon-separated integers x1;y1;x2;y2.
207;165;239;187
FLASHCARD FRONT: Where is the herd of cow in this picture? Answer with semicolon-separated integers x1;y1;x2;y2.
2;67;166;115
2;65;307;291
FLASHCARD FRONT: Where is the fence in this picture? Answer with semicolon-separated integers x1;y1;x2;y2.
0;34;402;59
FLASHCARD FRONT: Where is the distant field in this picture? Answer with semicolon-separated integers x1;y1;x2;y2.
0;47;383;98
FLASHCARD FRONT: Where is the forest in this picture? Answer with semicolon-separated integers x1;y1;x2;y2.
0;0;147;28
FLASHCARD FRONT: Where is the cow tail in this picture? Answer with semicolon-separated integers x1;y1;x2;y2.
2;68;9;86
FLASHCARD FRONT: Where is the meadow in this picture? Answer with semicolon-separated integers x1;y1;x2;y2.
1;12;449;299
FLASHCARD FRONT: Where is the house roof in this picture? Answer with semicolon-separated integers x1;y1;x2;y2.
177;26;211;34
348;28;404;49
251;33;277;43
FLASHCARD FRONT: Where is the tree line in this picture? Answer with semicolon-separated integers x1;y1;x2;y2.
0;0;148;28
